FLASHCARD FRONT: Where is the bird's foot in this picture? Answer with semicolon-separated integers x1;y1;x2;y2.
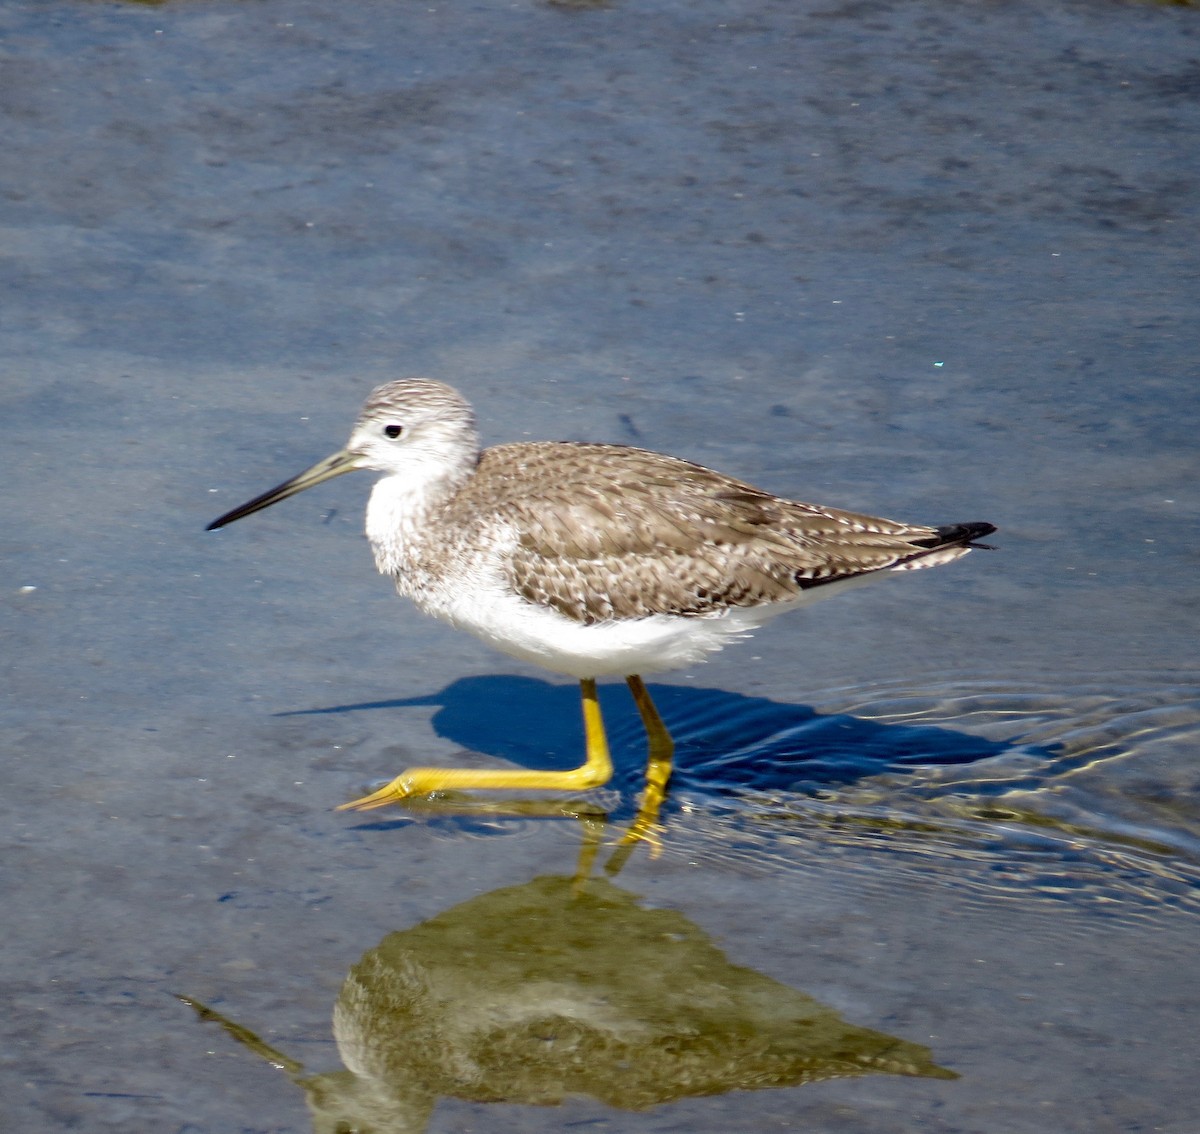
607;777;669;866
603;814;665;877
336;775;417;812
615;815;665;857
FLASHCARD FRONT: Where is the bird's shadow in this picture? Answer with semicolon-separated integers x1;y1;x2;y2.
279;675;1018;799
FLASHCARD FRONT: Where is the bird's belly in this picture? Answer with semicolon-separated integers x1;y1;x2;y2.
414;575;796;679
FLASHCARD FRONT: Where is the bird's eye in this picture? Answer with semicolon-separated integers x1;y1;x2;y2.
383;424;404;439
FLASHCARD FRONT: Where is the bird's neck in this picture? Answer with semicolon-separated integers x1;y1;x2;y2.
365;462;471;577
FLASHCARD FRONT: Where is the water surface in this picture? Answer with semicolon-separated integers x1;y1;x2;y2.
1;0;1197;1130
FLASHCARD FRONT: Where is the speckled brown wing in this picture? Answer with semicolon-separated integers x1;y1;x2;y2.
452;442;982;625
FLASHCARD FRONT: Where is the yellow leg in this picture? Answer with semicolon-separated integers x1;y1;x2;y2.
611;674;675;858
337;677;615;812
626;675;675;769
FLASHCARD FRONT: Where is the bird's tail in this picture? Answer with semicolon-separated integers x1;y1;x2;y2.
892;521;998;571
920;522;998;551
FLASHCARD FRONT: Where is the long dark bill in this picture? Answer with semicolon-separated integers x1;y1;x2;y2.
206;449;360;531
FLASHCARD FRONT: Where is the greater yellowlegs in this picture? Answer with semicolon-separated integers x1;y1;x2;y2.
208;379;995;814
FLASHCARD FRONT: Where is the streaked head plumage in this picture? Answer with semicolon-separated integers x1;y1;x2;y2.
346;378;480;475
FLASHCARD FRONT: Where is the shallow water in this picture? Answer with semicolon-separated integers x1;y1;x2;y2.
2;0;1198;1131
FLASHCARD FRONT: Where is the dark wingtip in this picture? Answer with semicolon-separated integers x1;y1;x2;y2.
924;522;998;550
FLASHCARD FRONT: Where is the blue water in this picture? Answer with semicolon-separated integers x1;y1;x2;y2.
2;0;1198;1130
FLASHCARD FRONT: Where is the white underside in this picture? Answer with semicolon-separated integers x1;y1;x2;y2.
414;566;880;679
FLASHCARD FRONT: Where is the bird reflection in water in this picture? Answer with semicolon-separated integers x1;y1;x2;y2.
180;825;956;1132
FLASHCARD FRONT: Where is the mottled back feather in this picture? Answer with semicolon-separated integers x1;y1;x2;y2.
438;442;991;625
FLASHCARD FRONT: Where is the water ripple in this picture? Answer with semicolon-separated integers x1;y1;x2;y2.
659;671;1200;920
